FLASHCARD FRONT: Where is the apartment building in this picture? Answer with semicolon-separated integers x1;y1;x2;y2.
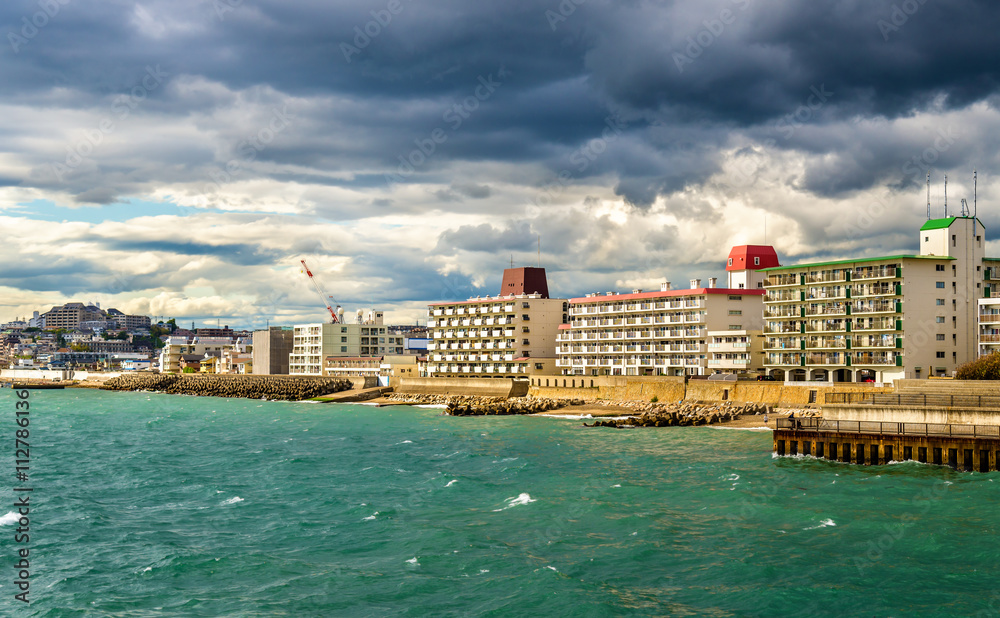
159;336;236;373
289;315;403;376
252;327;295;375
557;246;774;376
707;329;764;373
761;215;986;382
424;267;566;378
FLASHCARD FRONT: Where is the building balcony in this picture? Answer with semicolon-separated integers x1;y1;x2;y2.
805;353;846;365
852;335;896;348
765;307;801;319
766;273;801;287
852;283;899;297
804;338;847;350
853;352;899;366
764;324;801;334
852;301;897;315
765;291;801;303
853;266;897;280
804;304;847;316
980;314;1000;324
764;340;801;350
853;318;898;331
805;271;848;284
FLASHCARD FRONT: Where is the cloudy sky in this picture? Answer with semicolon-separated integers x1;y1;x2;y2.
3;0;999;328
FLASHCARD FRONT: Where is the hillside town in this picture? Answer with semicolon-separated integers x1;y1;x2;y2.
5;215;1000;385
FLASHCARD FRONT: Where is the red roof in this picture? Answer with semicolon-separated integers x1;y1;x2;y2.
726;245;780;271
569;288;764;304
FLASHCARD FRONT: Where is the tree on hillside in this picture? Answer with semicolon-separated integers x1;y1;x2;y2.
956;353;1000;380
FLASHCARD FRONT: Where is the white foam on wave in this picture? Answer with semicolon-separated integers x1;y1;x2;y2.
545;565;558;572
363;512;379;521
611;484;621;488
804;518;836;530
406;557;419;565
0;512;20;526
396;440;413;445
221;496;244;506
445;480;457;487
536;413;594;420
415;404;448;409
493;493;537;512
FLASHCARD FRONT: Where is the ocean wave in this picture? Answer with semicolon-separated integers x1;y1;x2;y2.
406;557;419;565
363;512;379;521
0;512;19;526
493;493;537;512
804;518;836;530
221;496;244;505
445;480;457;487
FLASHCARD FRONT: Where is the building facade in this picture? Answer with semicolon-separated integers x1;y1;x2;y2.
557;247;774;376
761;216;986;382
252;327;295;375
424;267;566;378
707;329;764;373
289;315;403;376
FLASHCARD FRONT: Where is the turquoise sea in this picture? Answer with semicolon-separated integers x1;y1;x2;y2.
0;389;998;616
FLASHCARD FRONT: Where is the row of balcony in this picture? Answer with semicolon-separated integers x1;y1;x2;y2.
427;341;517;351
557;357;704;368
764;318;899;334
570;314;704;328
431;353;516;362
556;329;706;342
764;335;899;350
425;364;527;374
428;317;518;328
765;300;901;318
559;343;705;354
765;351;901;366
766;266;898;288
431;305;517;317
765;283;901;303
569;300;703;315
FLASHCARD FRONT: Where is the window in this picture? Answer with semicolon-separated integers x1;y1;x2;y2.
522;339;530;345
341;346;347;352
739;283;745;289
936;334;945;341
728;295;742;300
925;236;930;242
936;265;945;271
729;324;742;330
936;299;945;305
728;310;742;316
936;317;945;323
754;257;760;265
936;282;945;288
728;258;733;266
757;282;764;288
952;235;957;247
936;351;945;358
341;336;347;342
522;314;530;321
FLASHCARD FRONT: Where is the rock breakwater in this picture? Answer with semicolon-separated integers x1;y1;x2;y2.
102;374;352;401
585;400;771;428
384;393;577;415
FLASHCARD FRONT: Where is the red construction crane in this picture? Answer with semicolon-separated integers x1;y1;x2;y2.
300;259;341;323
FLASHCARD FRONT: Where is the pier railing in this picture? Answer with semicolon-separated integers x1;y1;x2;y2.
777;416;1000;438
824;392;1000;408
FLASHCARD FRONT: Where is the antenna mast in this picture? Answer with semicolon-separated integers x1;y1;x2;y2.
944;174;948;217
926;172;931;220
974;169;978;217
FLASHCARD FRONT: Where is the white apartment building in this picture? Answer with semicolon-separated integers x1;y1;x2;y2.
761;215;986;382
289;315;403;376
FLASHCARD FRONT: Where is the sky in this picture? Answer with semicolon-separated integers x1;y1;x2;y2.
3;0;1000;329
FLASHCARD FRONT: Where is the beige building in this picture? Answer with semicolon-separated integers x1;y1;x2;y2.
707;329;764;373
289;315;404;376
252;327;294;375
761;216;986;382
424;268;566;378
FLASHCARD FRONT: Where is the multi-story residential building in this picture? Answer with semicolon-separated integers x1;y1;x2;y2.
252;327;295;375
707;329;764;373
289;313;403;376
761;215;986;382
424;267;566;378
557;247;774;376
40;302;105;330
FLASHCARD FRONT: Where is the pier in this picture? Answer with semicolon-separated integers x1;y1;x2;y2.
774;380;1000;470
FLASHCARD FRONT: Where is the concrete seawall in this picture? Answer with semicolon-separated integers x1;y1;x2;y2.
102;374;352;401
528;376;893;406
392;377;529;398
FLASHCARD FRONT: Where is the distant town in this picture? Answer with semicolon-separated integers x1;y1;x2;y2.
5;214;999;385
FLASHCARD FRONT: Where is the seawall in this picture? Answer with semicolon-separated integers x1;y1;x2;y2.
528;376;893;406
102;373;352;401
391;377;529;398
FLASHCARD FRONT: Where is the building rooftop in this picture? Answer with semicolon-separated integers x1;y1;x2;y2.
759;254;955;272
568;288;764;304
920;216;984;231
727;245;780;271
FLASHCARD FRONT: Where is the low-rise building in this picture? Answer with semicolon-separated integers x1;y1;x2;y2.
289;312;403;376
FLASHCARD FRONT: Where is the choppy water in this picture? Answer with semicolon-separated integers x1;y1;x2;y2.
1;389;998;616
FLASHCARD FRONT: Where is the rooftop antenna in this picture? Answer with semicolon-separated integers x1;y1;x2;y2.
510;254;514;268
926;172;931;220
944;174;948;218
974;169;978;217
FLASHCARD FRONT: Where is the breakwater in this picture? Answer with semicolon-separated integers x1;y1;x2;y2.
383;393;573;415
101;373;352;401
586;400;771;428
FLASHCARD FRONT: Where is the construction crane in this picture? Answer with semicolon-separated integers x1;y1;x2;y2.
300;259;341;323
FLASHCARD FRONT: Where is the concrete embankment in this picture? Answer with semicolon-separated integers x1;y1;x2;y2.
391;377;529;398
585;400;771;428
102;373;352;401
